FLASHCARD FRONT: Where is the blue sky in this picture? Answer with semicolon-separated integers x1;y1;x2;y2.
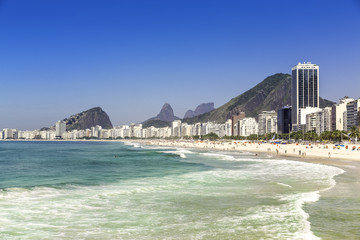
1;0;359;130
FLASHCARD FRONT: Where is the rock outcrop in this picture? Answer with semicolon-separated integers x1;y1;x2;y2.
155;103;179;122
63;107;113;131
184;102;215;118
142;103;180;128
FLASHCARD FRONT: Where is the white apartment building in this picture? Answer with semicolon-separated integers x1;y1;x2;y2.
181;123;192;137
3;128;18;139
172;120;181;137
258;111;277;135
331;97;354;131
299;107;322;124
91;125;102;138
323;107;332;132
225;119;232;136
239;117;258;137
159;127;171;138
306;110;325;134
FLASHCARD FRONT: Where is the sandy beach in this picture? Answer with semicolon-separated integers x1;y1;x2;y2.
132;139;360;163
4;138;360;162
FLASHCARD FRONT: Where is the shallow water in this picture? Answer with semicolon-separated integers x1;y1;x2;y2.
0;141;354;239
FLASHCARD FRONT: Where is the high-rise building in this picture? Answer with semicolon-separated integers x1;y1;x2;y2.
231;112;245;136
55;121;66;138
331;97;354;131
323;107;332;132
225;119;232;136
171;120;181;137
291;62;319;130
239;117;258;137
3;128;15;139
346;99;360;130
277;106;292;134
258;111;277;135
306;110;325;134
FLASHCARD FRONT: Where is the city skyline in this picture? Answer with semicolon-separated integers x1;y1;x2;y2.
1;1;360;130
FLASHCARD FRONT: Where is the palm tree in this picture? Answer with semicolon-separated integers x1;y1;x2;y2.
331;130;342;142
320;131;332;141
306;131;318;141
349;126;360;143
290;131;302;140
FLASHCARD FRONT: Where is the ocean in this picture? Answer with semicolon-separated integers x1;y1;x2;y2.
0;141;358;239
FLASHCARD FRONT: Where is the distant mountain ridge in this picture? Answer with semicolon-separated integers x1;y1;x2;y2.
63;107;113;131
183;73;335;124
184;102;215;118
142;103;180;128
140;73;335;128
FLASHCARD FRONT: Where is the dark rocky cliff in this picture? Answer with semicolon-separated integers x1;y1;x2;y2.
63;107;113;131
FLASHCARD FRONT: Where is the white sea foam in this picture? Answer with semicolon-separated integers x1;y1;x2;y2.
277;182;293;188
212;190;323;239
0;148;347;240
276;191;321;240
122;141;143;148
159;148;194;158
197;153;346;239
200;152;236;161
276;162;344;240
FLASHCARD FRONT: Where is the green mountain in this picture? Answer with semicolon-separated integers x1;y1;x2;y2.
183;73;335;123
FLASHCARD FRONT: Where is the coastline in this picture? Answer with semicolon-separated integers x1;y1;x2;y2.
3;138;360;166
128;139;360;164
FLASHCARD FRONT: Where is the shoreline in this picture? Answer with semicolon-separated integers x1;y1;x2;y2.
129;139;360;164
3;138;360;166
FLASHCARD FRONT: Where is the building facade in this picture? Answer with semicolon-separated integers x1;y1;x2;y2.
306;110;325;134
291;62;319;130
323;107;332;132
277;106;292;134
55;121;66;138
331;97;354;131
231;112;245;136
346;99;360;130
258;111;277;135
239;117;258;137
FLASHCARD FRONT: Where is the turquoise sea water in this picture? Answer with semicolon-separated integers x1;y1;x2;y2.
0;141;355;239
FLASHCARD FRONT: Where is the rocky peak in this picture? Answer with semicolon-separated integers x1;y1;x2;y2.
184;102;215;118
142;103;180;126
156;103;176;122
64;107;113;131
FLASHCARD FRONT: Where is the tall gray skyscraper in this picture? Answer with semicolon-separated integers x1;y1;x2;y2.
56;120;66;138
291;62;319;129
